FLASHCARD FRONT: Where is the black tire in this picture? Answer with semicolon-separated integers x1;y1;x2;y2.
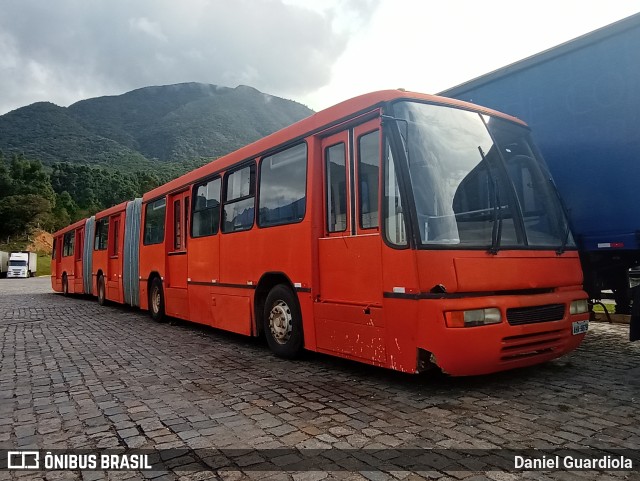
27;270;31;278
97;275;107;306
263;284;304;358
62;274;69;296
149;277;166;323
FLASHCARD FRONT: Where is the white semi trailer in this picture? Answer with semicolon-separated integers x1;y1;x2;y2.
0;251;8;277
7;251;37;278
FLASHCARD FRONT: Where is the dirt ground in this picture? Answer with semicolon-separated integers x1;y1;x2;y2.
26;229;53;254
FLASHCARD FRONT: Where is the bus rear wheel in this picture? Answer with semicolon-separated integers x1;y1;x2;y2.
263;285;303;359
97;275;107;306
149;278;166;323
62;274;69;296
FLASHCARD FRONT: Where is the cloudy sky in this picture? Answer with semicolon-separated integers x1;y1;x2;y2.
1;0;639;114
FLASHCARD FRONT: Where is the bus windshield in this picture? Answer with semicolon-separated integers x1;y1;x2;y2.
392;101;575;251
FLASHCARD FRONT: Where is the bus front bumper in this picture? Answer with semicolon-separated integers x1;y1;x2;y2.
418;289;589;376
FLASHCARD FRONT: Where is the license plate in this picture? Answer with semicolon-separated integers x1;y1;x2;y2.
572;320;589;335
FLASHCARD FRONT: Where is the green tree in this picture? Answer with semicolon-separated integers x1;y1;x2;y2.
0;194;53;237
0;151;13;197
9;154;55;203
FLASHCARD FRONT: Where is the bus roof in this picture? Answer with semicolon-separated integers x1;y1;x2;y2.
52;217;87;237
94;200;129;221
143;89;526;202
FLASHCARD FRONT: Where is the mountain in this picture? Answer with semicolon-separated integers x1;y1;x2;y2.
0;83;314;172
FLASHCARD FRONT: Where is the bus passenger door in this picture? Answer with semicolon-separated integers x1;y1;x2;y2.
166;190;189;318
52;237;60;286
107;214;122;302
74;227;84;293
315;119;386;364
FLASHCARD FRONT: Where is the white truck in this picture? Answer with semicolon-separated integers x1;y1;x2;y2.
0;251;8;277
7;251;37;278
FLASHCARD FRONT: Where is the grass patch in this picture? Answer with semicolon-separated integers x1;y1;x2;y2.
37;253;51;277
592;302;615;313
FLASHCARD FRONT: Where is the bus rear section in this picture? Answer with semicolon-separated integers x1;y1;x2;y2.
51;219;88;295
52;199;142;305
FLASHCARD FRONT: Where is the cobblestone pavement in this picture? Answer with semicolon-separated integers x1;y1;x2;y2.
1;278;640;481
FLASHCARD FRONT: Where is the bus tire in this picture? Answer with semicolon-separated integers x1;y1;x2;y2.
263;284;304;359
97;275;107;306
62;274;69;296
149;278;166;323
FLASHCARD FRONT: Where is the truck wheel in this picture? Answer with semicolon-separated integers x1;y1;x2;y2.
27;270;31;278
263;284;304;359
149;278;166;323
62;275;69;296
97;275;107;306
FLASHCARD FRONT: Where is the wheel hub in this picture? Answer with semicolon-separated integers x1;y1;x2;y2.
152;288;161;313
269;300;292;344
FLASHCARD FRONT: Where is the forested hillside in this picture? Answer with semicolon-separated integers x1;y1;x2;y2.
0;83;313;171
0;83;314;241
0;152;175;240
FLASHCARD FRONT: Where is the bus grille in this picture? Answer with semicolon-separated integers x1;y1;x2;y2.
501;329;567;362
506;304;565;326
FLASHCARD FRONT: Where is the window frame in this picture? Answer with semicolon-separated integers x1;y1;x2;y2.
191;176;222;238
382;135;410;249
62;230;75;257
356;129;381;231
324;141;349;234
257;142;308;229
109;217;120;258
143;198;167;246
94;217;109;251
173;199;182;250
221;162;256;234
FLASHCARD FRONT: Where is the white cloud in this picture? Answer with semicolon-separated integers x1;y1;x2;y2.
129;17;168;42
0;0;638;114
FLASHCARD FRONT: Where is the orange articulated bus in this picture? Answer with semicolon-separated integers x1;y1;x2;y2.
51;90;589;376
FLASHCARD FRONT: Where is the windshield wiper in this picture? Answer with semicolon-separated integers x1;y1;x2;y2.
478;146;502;255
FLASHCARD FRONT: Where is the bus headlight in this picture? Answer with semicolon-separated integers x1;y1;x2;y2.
570;299;589;315
445;308;502;328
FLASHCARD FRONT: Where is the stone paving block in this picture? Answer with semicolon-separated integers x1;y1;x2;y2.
0;278;639;480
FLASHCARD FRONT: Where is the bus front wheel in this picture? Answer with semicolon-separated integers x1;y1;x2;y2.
149;278;166;323
263;285;304;359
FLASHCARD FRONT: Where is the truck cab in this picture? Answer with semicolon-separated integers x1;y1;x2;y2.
7;252;37;278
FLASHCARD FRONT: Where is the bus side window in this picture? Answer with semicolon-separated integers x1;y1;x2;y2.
192;178;221;237
63;230;75;257
222;164;255;233
325;143;347;233
143;198;166;245
94;218;109;250
174;200;181;250
384;143;407;246
258;143;307;227
358;130;380;229
110;218;120;256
